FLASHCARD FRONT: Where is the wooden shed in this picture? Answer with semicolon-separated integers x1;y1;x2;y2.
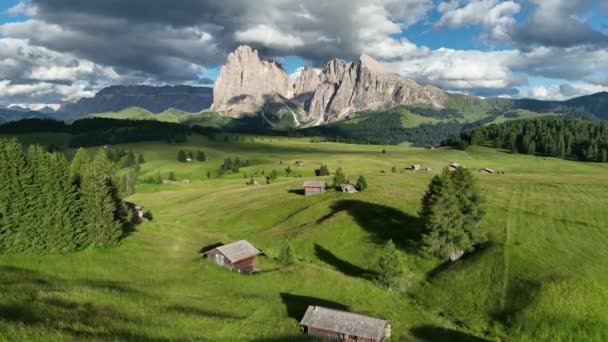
411;164;421;171
448;162;461;171
303;181;326;196
203;240;261;274
340;183;358;193
300;306;391;342
479;167;495;174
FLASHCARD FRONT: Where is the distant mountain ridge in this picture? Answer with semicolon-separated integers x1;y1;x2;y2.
58;85;213;116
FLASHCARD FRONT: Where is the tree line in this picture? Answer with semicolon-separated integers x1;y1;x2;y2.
0;139;131;254
450;118;608;162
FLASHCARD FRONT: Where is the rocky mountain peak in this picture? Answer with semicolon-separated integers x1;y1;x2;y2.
211;45;292;115
293;67;320;98
358;53;392;75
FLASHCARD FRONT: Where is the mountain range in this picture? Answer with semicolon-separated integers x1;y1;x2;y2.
1;45;607;144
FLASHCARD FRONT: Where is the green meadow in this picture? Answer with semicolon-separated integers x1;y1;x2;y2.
2;134;608;341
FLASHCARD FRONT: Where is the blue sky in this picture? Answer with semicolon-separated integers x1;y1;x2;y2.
0;0;607;108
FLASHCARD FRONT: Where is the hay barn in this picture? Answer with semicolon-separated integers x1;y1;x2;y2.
299;306;391;342
203;240;261;274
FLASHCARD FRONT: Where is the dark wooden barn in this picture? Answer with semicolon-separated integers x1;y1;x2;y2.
303;180;326;196
299;306;391;342
203;240;261;274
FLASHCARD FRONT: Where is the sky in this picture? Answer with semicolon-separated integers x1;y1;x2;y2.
0;0;607;110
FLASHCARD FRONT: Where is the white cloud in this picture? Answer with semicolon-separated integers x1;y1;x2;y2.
519;82;608;101
436;0;521;41
9;103;61;111
235;24;305;49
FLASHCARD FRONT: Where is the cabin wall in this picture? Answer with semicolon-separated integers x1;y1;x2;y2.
304;186;325;196
231;256;257;274
304;326;380;342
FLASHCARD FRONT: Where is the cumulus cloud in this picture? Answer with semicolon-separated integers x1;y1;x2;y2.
436;0;521;41
519;82;608;101
0;0;606;104
514;0;608;47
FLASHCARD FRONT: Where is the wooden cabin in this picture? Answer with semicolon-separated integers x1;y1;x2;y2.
203;240;261;274
300;306;391;342
411;164;421;171
448;162;461;171
340;183;358;193
479;167;495;174
295;160;305;166
303;181;326;196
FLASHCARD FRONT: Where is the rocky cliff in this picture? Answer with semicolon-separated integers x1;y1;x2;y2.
211;45;292;116
211;45;447;126
59;85;213;116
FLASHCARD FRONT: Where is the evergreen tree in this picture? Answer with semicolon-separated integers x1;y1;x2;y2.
70;148;90;177
79;150;124;247
196;151;206;161
333;167;346;188
155;170;162;184
138;153;145;164
168;171;177;181
270;169;279;181
376;240;402;289
391;165;397;173
187;152;194;161
420;168;485;261
278;239;296;265
123;151;136;168
356;176;368;191
178;150;187;162
206;170;212;179
285;165;293;177
316;165;330;176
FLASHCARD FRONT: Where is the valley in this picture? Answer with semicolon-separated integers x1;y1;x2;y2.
2;132;608;340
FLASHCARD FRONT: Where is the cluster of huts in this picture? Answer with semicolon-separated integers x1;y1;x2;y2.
201;240;391;341
302;181;358;196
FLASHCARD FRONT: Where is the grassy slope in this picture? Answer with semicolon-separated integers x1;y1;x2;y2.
1;135;608;340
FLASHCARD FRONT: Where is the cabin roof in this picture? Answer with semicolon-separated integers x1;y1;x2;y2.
300;306;387;340
215;240;261;263
449;162;461;168
480;167;495;173
303;180;326;188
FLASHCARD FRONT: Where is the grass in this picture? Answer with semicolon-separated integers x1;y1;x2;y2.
2;134;608;340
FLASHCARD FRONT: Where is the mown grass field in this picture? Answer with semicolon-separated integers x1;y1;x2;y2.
1;133;608;341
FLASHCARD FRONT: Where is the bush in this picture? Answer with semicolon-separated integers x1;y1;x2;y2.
356;176;368;191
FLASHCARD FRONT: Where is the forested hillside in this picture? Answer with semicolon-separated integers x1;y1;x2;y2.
0;139;130;253
451;118;608;162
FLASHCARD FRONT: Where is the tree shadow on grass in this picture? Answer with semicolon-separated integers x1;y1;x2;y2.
316;200;425;254
426;241;495;279
411;325;490;342
314;243;378;280
490;278;542;327
280;293;349;321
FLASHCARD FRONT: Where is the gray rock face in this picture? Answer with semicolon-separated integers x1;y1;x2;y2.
211;45;447;126
211;45;291;116
292;67;320;112
307;53;447;124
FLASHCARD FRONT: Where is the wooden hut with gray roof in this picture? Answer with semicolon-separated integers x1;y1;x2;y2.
203;240;261;274
303;180;326;196
299;306;391;341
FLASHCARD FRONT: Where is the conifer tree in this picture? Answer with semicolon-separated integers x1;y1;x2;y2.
138;153;145;164
270;169;278;181
168;171;177;181
333;167;346;188
356;176;368;191
70;148;90;177
420;168;485;261
377;240;402;289
178;150;187;162
80;149;123;247
278;239;296;265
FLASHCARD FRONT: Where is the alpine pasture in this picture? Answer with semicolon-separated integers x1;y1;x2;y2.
1;133;608;341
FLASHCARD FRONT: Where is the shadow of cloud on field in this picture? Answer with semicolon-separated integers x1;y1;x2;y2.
411;325;490;342
314;243;378;280
280;293;349;321
316;200;425;254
